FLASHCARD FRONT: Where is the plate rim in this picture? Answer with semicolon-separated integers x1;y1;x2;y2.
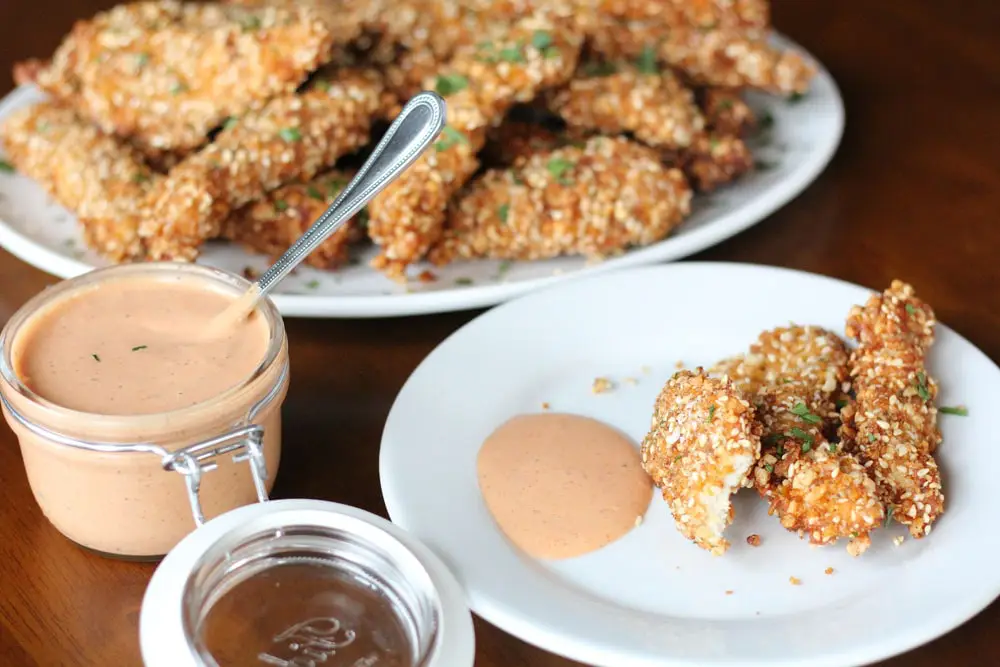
379;261;1000;667
0;33;844;318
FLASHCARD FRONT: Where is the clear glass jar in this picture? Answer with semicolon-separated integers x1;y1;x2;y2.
140;499;474;667
0;263;289;558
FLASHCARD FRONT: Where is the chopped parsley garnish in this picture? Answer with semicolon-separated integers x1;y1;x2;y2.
835;399;848;410
92;354;101;362
754;160;775;171
828;442;838;452
307;186;324;201
326;179;347;196
868;433;876;442
0;159;15;172
582;61;618;77
546;157;574;184
758;111;775;131
305;279;320;289
278;127;302;142
531;30;553;50
131;345;147;351
776;443;785;457
274;200;289;212
788;427;814;451
884;506;894;527
905;303;916;316
170;81;188;95
674;454;683;462
717;98;734;110
791;402;822;424
915;371;931;401
135;52;150;67
709;137;721;151
356;208;370;229
788;91;806;104
939;405;969;416
499;43;526;63
497;203;510;223
542;45;561;59
706;404;716;423
131;173;151;184
455;277;473;286
636;44;658;74
764;464;774;473
223;117;240;130
434;73;468;96
435;126;468;152
497;260;512;278
475;41;498;63
240;15;262;31
314;79;332;93
762;433;782;446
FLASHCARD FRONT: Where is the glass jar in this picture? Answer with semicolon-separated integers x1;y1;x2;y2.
0;263;289;558
140;499;474;667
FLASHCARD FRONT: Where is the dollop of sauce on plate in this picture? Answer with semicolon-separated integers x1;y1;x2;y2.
12;277;269;415
477;413;653;560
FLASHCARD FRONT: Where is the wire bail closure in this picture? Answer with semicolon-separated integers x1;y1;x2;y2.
0;362;287;527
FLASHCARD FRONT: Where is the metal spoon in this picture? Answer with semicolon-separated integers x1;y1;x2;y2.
215;91;446;326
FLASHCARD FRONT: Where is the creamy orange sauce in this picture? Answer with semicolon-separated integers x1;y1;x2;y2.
477;413;653;560
12;277;269;415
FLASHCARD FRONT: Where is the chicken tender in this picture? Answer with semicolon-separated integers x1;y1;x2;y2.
140;68;384;261
664;133;754;192
841;281;944;538
16;1;336;159
222;170;364;269
699;88;757;137
547;63;705;150
482;118;565;166
713;326;884;555
428;135;692;264
641;368;762;556
0;102;157;261
367;11;584;279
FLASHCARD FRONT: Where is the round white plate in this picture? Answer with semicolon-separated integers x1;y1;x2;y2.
380;263;1000;667
0;35;843;318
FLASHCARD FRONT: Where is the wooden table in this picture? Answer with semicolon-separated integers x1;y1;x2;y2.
2;1;999;665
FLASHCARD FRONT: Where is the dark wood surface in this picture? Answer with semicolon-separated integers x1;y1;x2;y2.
2;1;999;665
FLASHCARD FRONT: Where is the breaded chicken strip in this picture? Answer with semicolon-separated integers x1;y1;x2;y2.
0;102;157;261
713;326;884;556
641;369;762;555
367;11;584;279
841;281;944;538
428;135;692;264
482;118;566;166
547;62;705;150
699;87;756;137
140;68;384;261
222;170;364;270
15;1;336;160
664;133;754;192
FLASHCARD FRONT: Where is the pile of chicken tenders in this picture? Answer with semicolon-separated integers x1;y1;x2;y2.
0;0;814;281
642;281;946;556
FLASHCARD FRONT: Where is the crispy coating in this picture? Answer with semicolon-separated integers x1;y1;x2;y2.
429;135;692;263
841;281;944;538
699;87;756;136
16;1;337;158
713;326;884;555
222;170;364;269
140;68;384;261
367;11;584;279
663;133;753;192
641;369;762;556
595;0;770;32
224;0;372;43
482;119;565;166
589;17;814;94
547;63;705;150
0;102;156;261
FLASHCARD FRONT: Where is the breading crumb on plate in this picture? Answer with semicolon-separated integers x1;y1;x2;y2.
591;377;615;394
641;369;761;556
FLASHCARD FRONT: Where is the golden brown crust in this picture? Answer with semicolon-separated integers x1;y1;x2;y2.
20;1;338;157
841;281;944;538
0;102;156;261
713;326;884;554
664;133;754;192
641;368;762;556
428;135;692;264
699;87;757;136
140;68;384;261
222;170;363;269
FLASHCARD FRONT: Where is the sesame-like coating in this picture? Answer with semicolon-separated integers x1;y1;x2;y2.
140;68;384;261
222;169;363;269
428;135;692;264
841;281;944;538
699;87;757;137
16;1;338;158
641;368;762;556
0;102;157;261
547;63;706;150
713;326;884;555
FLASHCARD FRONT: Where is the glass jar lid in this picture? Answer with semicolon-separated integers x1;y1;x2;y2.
140;499;474;667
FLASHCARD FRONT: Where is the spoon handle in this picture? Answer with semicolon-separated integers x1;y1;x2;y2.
254;91;447;296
